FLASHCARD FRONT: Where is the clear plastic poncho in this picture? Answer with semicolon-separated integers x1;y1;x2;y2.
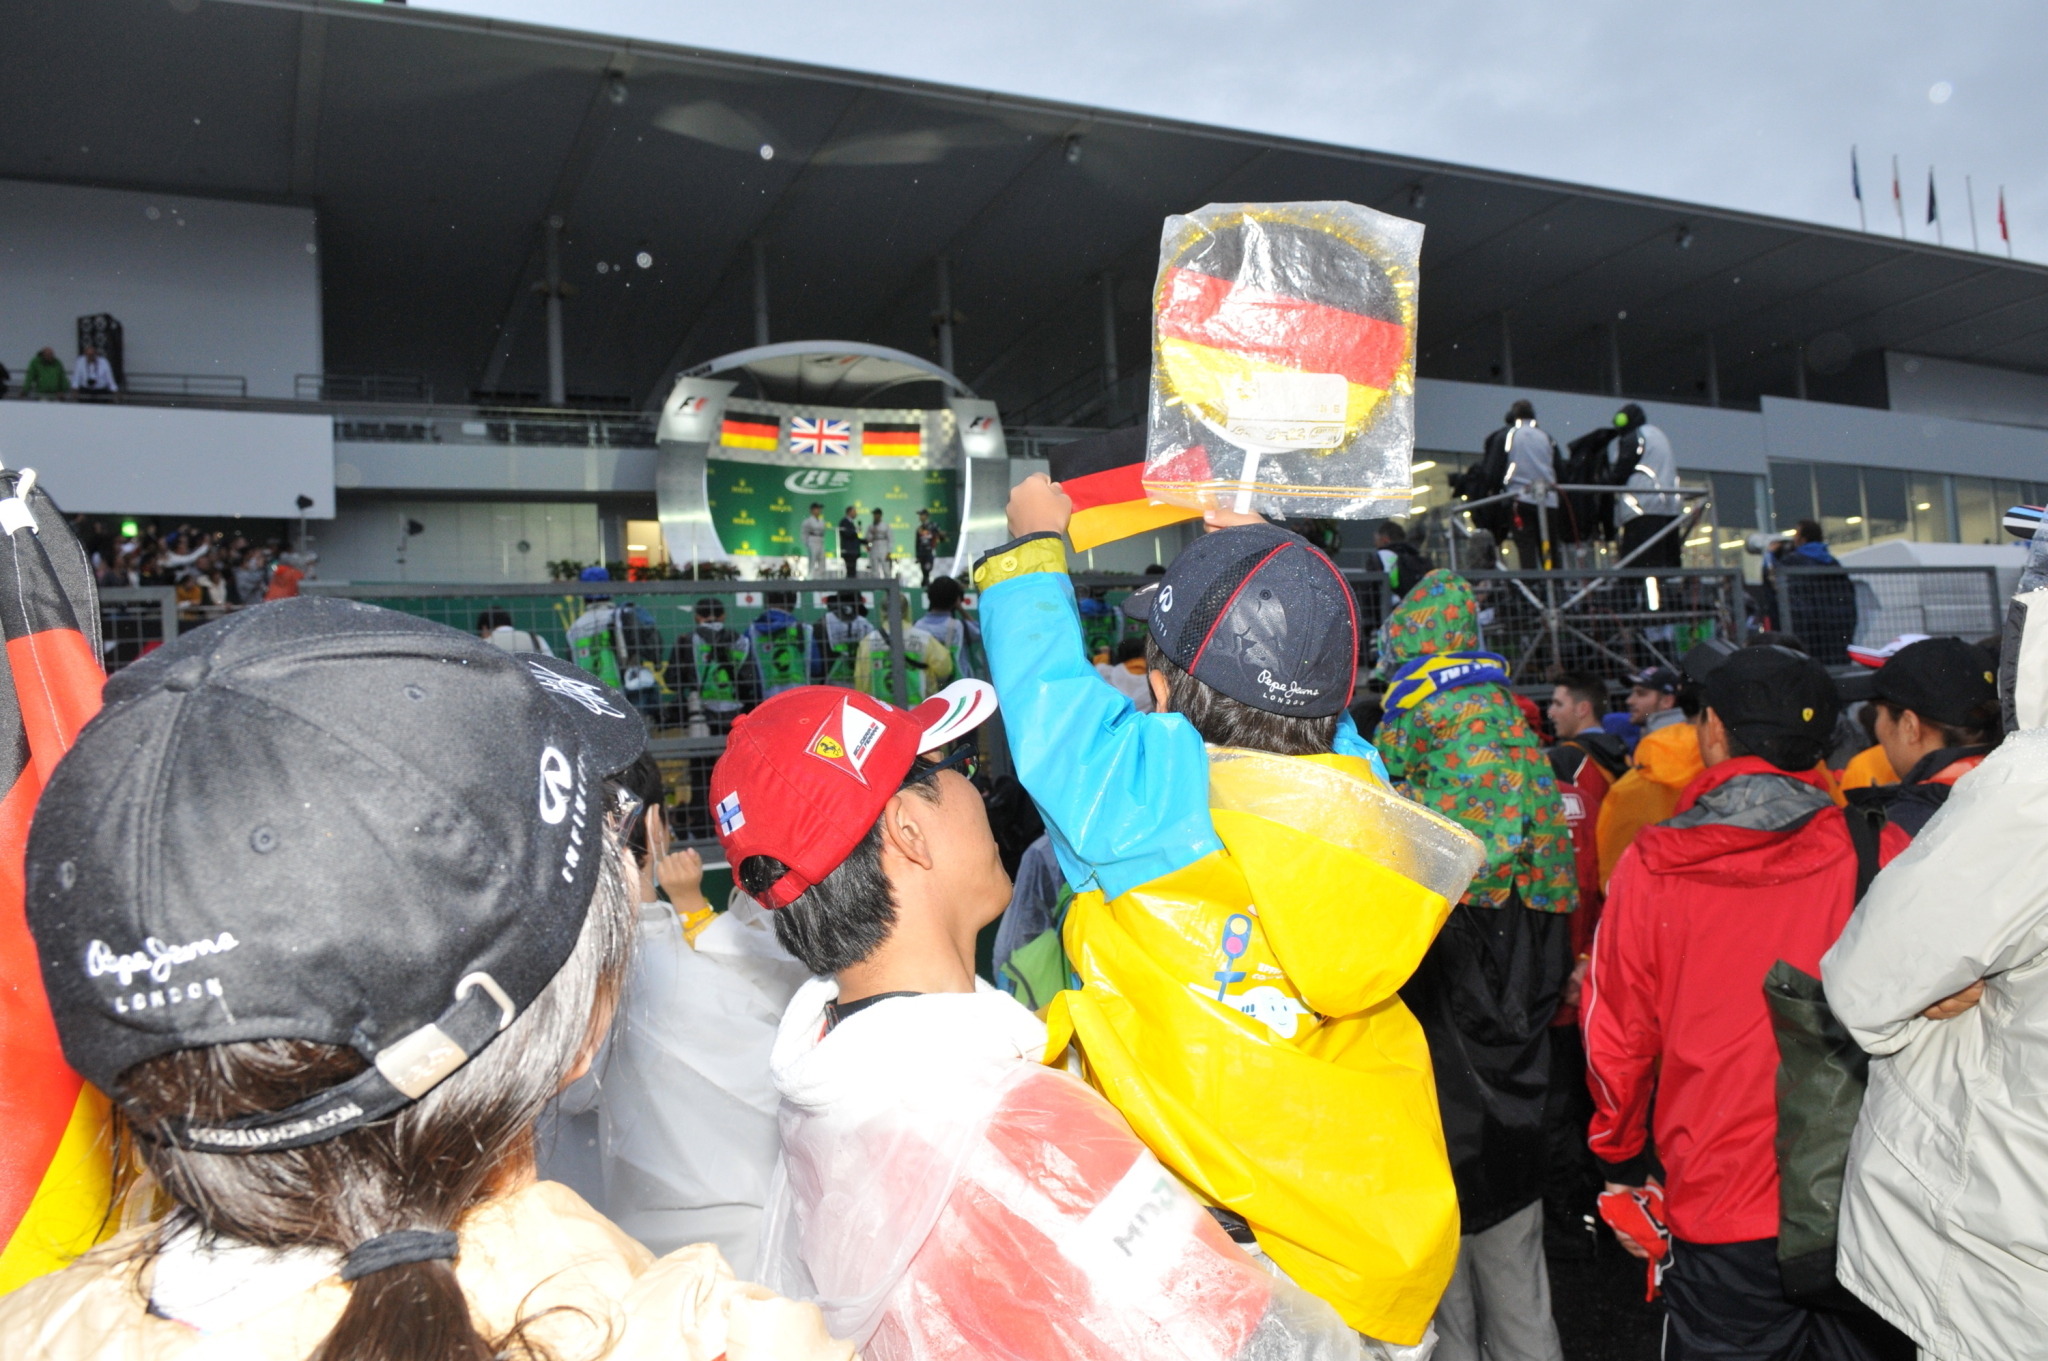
1146;201;1423;520
596;893;809;1275
760;979;1379;1361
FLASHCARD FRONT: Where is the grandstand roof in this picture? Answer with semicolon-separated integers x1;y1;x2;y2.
13;0;2048;421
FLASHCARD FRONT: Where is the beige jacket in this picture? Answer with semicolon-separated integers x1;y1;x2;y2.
0;1179;854;1361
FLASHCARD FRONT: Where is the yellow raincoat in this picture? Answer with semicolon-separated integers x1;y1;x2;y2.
975;536;1483;1346
1047;749;1475;1343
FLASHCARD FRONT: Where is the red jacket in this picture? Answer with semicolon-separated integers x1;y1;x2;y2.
1583;757;1906;1244
1548;733;1628;961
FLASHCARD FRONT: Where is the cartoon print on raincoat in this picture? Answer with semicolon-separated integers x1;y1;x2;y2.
1375;568;1576;911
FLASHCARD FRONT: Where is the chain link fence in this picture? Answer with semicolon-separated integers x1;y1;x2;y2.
99;561;1996;850
1770;566;2003;665
1350;568;1745;691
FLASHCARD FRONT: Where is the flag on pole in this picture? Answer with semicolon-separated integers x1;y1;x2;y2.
1927;170;1943;245
1048;426;1205;552
0;468;113;1294
2000;186;2012;256
1851;147;1866;231
1892;155;1906;238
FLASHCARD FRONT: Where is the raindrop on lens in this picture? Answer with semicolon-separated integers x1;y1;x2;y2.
759;143;775;160
636;251;653;269
1929;81;1953;104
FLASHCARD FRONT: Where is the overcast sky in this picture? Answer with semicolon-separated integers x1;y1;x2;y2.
430;0;2043;264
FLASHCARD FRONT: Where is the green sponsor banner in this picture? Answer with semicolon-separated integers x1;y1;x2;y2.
707;459;956;557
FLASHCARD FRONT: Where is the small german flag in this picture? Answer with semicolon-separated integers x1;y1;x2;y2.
720;412;780;450
862;421;923;456
1050;427;1207;552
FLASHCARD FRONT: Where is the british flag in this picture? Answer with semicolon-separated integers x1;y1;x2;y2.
790;415;851;457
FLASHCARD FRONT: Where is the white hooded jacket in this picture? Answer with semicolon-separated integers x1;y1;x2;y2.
1822;585;2048;1361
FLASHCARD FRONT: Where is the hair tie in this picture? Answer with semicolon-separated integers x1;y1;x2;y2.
340;1229;459;1282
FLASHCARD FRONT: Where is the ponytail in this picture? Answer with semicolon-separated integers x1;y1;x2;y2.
117;834;636;1361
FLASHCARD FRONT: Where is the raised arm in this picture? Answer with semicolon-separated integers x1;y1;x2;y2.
972;476;1220;901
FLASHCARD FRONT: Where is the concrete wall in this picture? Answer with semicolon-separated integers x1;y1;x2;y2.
1888;352;2048;431
0;179;321;400
1416;378;1768;473
335;441;659;495
0;400;332;518
1415;376;2048;482
316;500;601;584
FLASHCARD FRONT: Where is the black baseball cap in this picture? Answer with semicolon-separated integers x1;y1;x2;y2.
1868;637;1999;728
1628;665;1682;694
1120;524;1356;718
1699;645;1839;770
26;597;646;1152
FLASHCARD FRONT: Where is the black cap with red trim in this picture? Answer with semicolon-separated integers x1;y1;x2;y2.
1122;523;1356;718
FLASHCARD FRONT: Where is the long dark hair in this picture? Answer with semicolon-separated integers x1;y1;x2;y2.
115;835;636;1361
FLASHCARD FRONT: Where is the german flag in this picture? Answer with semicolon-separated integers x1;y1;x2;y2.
1152;209;1412;468
862;421;923;456
1050;427;1207;552
0;469;113;1293
720;412;780;450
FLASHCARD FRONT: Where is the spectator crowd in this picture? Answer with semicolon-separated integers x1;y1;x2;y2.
2;462;2043;1361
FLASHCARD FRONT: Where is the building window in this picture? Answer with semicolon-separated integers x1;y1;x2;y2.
1769;461;1972;548
1954;477;2000;545
1770;461;1816;532
1909;475;1952;543
1814;461;1865;548
1861;467;1911;545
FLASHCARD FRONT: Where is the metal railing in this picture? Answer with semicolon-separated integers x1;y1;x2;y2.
298;372;436;404
1075;567;1744;691
303;578;920;852
98;587;181;670
124;372;249;400
1770;565;2003;665
333;410;658;449
1441;483;1713;573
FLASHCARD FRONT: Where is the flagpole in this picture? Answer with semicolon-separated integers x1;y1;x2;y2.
1892;154;1906;239
1929;169;1943;246
1966;175;1981;251
2001;186;2014;258
1853;146;1866;231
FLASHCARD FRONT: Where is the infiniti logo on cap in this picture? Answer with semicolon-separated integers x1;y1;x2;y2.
538;747;573;824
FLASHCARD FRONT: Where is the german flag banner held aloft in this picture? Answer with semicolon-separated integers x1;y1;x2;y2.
1048;427;1205;553
1145;202;1423;521
0;469;113;1293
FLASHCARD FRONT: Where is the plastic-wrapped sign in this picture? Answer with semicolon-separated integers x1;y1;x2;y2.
1145;201;1423;520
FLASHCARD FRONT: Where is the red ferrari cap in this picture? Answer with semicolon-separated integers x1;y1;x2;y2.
709;680;998;909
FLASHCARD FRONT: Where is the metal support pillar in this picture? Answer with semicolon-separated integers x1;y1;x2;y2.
935;257;955;375
543;214;566;407
1100;273;1119;401
1705;333;1721;407
751;240;770;347
1499;312;1515;386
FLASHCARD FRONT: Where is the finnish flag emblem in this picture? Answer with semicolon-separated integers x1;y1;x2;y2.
715;792;745;836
